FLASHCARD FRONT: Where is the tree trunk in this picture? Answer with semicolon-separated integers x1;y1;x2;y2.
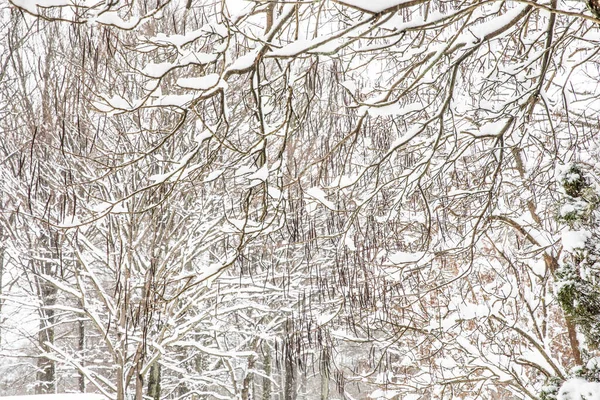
36;276;56;394
566;318;583;365
116;366;125;400
265;3;275;33
284;353;296;400
135;362;144;400
147;361;161;400
262;345;271;400
320;348;330;400
242;355;255;400
78;311;86;392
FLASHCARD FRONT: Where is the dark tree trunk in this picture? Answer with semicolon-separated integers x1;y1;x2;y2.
78;310;86;393
262;344;271;400
320;348;330;400
284;352;296;400
242;355;255;400
36;277;56;394
147;361;161;400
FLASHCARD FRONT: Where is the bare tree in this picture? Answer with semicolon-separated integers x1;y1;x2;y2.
5;0;600;399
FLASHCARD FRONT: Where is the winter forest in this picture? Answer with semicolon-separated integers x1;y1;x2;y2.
3;0;600;399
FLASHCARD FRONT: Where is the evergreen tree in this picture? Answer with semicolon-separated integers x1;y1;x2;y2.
543;164;600;400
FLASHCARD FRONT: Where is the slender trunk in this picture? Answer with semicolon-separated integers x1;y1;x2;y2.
284;352;296;400
135;361;143;400
36;276;56;394
320;374;329;400
79;311;86;392
116;292;127;400
242;355;255;400
116;366;125;400
283;318;297;400
116;243;131;400
544;254;583;365
566;318;583;365
147;361;161;400
262;345;271;400
320;348;330;400
265;3;275;33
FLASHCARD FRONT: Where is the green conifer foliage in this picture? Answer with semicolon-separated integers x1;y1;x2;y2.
544;164;600;399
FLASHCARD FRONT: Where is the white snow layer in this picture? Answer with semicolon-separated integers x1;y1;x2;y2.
93;11;139;29
561;229;591;252
177;74;221;90
337;0;415;13
11;0;94;14
388;251;424;264
305;187;336;210
558;378;600;400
